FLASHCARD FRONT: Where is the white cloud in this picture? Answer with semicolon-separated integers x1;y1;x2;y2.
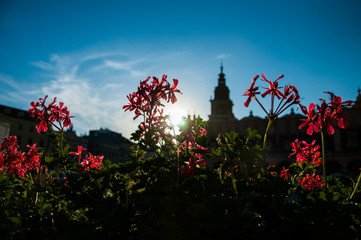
104;60;131;70
29;51;150;138
102;59;147;78
216;53;231;61
0;73;21;91
40;69;133;137
30;61;54;71
80;50;126;62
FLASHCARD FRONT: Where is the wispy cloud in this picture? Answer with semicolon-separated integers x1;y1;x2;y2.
80;51;126;62
0;74;21;91
31;52;144;137
30;61;55;71
101;58;147;77
0;73;37;108
216;54;231;60
104;60;131;70
41;74;136;137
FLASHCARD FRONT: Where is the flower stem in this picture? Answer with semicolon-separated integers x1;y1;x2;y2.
125;178;132;211
201;181;206;195
263;119;273;150
231;168;238;197
176;142;180;187
60;131;64;157
274;98;285;116
263;119;273;166
321;131;327;190
349;170;361;200
255;98;270;118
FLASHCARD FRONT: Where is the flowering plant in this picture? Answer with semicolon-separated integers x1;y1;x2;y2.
243;74;300;118
28;95;73;133
177;117;208;178
0;136;41;177
298;92;354;189
243;74;300;168
123;74;181;149
288;139;324;191
122;75;208;195
299;92;352;135
289;139;322;166
70;146;103;170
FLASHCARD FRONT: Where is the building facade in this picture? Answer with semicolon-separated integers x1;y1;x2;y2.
0;104;50;150
87;128;133;163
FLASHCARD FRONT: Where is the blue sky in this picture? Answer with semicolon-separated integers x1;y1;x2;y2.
1;0;360;138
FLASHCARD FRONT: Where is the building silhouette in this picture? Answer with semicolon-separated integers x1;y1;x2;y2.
0;104;133;163
87;128;133;163
207;65;361;174
0;104;50;150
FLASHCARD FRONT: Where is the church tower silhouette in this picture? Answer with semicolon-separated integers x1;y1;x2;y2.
211;63;234;116
207;63;239;140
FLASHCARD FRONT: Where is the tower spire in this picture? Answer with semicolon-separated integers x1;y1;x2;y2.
220;59;223;74
218;61;225;86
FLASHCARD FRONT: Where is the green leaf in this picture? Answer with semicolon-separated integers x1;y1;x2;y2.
136;187;146;193
246;128;261;140
211;148;222;157
8;216;22;224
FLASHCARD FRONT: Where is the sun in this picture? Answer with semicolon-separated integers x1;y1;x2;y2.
166;106;187;130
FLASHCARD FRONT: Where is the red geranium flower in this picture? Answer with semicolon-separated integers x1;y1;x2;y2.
299;173;324;191
280;167;291;179
28;95;73;133
243;73;300;120
70;146;87;165
81;153;103;171
261;73;286;99
180;154;206;178
299;92;353;136
289;139;322;167
243;75;260;107
0;136;41;177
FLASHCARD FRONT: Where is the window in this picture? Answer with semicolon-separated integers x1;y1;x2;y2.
18;123;23;130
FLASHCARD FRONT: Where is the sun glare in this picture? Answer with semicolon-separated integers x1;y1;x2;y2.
167;107;187;131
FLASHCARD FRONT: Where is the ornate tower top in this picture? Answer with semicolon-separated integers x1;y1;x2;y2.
218;62;225;86
214;63;230;100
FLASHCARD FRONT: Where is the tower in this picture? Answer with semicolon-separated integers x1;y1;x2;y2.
210;63;235;116
207;64;239;140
